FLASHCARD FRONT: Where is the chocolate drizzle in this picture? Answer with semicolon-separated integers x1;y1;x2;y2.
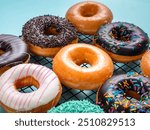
0;34;29;68
97;72;150;113
95;22;149;56
22;15;77;48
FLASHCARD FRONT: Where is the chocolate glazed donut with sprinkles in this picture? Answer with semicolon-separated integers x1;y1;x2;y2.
94;22;149;62
22;15;78;57
96;72;150;113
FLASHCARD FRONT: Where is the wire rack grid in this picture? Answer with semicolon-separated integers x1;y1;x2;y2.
0;34;142;112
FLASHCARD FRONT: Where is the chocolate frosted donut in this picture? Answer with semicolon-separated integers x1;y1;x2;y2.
0;34;30;74
96;72;150;113
22;15;77;48
95;22;149;62
22;15;77;57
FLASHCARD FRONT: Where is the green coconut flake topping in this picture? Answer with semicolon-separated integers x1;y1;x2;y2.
48;100;104;113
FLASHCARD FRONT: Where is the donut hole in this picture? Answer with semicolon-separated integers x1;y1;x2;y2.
44;27;59;36
80;4;99;17
80;63;91;68
69;47;98;68
15;76;39;93
0;49;4;55
0;42;6;55
117;79;146;100
0;41;12;55
109;25;133;41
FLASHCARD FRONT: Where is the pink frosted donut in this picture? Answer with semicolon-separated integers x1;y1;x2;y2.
0;63;62;113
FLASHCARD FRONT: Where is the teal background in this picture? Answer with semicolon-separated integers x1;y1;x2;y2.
0;0;150;36
0;0;150;112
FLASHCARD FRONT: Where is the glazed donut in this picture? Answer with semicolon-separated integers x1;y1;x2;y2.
0;34;30;75
94;22;149;62
96;72;150;113
0;64;62;112
22;15;78;57
48;100;104;113
141;51;150;77
53;43;114;90
66;1;113;35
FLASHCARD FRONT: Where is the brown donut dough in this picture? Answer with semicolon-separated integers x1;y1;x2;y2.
141;51;150;77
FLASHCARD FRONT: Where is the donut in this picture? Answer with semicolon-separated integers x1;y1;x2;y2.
94;22;149;62
22;15;78;57
96;72;150;113
0;63;62;113
141;51;150;77
53;43;114;90
48;100;104;113
0;34;30;75
66;1;113;35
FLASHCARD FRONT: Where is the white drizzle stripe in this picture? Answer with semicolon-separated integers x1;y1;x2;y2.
0;85;12;101
40;70;52;83
16;64;28;80
26;91;37;108
26;64;33;76
13;93;22;109
0;64;60;111
0;67;17;92
31;65;41;75
34;66;44;80
9;92;20;108
37;68;49;81
41;71;53;84
20;93;32;110
36;66;46;80
14;64;33;109
5;90;15;104
36;76;57;106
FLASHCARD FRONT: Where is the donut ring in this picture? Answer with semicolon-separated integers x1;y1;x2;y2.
141;51;150;77
66;1;113;35
22;15;78;57
53;43;114;90
96;72;150;113
95;22;149;62
0;34;30;75
0;64;62;112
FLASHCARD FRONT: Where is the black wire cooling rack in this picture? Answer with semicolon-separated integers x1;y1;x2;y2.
0;34;142;112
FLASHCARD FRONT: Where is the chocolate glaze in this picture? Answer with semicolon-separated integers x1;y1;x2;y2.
0;34;29;68
97;72;150;113
22;15;77;48
95;22;149;56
